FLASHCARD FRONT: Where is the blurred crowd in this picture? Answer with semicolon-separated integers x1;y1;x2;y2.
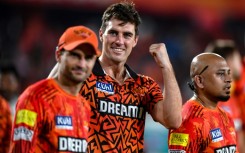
0;1;245;152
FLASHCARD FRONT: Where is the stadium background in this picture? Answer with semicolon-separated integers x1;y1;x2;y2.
1;0;245;152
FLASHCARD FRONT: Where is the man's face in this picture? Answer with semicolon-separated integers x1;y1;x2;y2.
99;18;138;63
0;72;19;99
202;60;232;102
58;47;97;83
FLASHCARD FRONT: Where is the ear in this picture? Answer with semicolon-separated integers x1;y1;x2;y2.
99;29;103;42
194;75;204;89
132;35;139;48
56;51;61;63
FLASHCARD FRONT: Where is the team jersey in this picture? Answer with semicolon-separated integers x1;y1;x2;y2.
236;62;245;133
168;99;238;153
9;78;90;153
218;82;242;131
80;59;164;153
0;95;12;153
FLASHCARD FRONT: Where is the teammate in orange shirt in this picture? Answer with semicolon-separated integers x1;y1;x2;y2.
49;2;182;152
0;95;12;153
168;53;238;152
205;39;244;152
9;25;99;153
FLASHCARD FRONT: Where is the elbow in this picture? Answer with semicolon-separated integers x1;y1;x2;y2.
168;117;182;129
158;114;182;129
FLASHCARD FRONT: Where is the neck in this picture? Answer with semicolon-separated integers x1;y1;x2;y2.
193;94;217;109
54;77;82;96
98;58;129;84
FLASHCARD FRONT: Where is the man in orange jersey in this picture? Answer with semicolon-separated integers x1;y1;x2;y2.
49;2;182;152
205;39;244;152
0;95;12;153
79;2;181;152
168;53;238;152
9;25;99;153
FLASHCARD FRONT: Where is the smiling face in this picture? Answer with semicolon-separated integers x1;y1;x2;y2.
99;18;138;64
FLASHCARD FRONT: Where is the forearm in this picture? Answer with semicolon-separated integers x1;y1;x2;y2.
48;63;59;78
153;66;182;129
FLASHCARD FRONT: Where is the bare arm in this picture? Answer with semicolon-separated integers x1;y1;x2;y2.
149;43;182;129
47;63;59;78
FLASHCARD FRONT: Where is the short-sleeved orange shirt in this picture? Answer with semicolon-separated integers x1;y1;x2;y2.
81;60;164;152
9;79;90;153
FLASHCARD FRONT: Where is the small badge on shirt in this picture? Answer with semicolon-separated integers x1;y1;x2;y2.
16;109;37;127
169;133;189;147
55;116;73;130
169;149;186;153
96;81;114;94
210;128;223;142
13;126;34;141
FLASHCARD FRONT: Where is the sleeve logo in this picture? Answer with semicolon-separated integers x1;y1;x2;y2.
169;133;189;147
14;126;34;141
16;109;37;127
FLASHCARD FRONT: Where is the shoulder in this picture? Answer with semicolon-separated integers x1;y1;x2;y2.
18;79;54;100
0;95;11;112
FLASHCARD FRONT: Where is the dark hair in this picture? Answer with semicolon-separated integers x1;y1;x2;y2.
204;39;239;59
0;64;20;81
101;1;142;36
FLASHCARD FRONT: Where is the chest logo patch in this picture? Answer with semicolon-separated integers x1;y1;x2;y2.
55;116;73;130
210;128;223;142
96;81;114;94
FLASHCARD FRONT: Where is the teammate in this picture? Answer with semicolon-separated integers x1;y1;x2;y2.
205;39;244;152
0;64;20;119
168;53;237;152
81;2;182;152
49;1;182;152
0;95;12;153
9;25;99;152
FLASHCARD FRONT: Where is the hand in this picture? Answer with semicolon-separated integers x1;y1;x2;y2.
149;43;171;69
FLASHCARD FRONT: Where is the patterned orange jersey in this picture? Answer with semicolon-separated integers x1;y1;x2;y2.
236;62;245;132
9;78;90;153
168;99;238;153
0;95;12;153
80;60;164;152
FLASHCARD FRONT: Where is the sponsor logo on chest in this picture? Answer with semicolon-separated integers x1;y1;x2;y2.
214;145;236;153
210;128;223;142
99;100;145;119
55;116;73;130
58;136;87;152
96;81;114;94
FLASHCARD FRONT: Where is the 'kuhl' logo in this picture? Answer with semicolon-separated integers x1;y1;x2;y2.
210;128;223;142
96;81;114;94
55;116;73;130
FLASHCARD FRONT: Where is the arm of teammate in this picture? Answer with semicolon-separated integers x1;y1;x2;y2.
48;63;59;78
149;43;182;129
0;97;12;153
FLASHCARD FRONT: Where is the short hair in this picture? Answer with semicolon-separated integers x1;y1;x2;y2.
0;63;20;81
101;1;142;36
204;39;239;59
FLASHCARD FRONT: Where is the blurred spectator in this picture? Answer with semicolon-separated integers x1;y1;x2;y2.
0;63;20;118
205;39;245;152
0;94;12;153
236;54;245;153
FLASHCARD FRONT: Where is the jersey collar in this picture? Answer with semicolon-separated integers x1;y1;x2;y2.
92;58;138;79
